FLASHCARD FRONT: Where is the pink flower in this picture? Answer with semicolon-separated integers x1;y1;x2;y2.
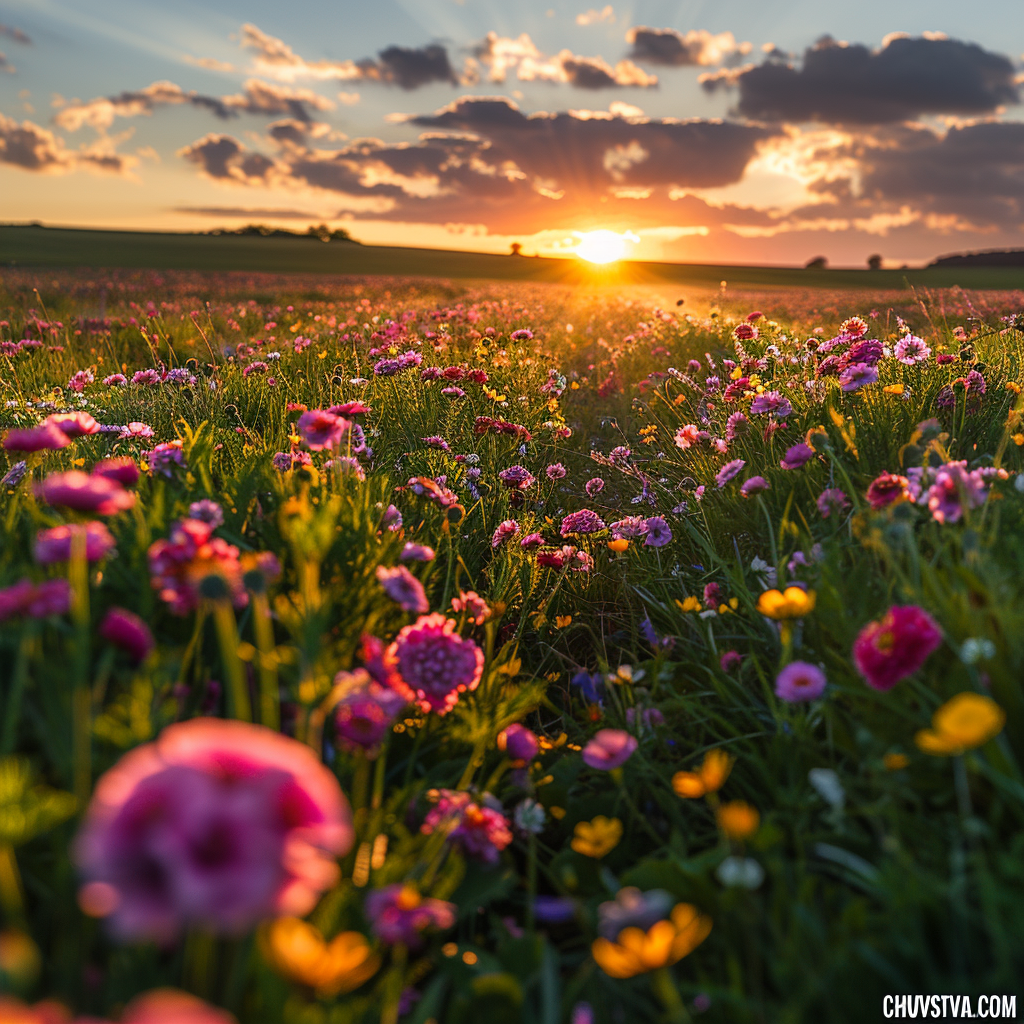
100;608;154;664
852;605;942;691
34;521;116;564
450;590;491;624
334;671;407;754
816;488;848;517
120;422;155;440
674;424;700;449
546;463;567;480
328;400;371;416
894;335;931;364
93;457;141;487
147;519;245;615
35;471;135;516
296;410;349;451
491;519;520;548
715;459;745;488
866;472;910;510
3;422;71;452
520;531;545;550
774;662;827;702
585;477;605;497
582;729;637;770
740;476;769;497
400;542;435;562
720;650;743;673
364;883;455;947
45;412;100;438
385;613;484;715
420;790;513;864
0;578;71;621
131;369;162;386
560;509;606;536
74;718;353;941
375;565;429;614
120;989;237;1024
839;362;878;392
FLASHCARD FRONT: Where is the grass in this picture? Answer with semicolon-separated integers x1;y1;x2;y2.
0;269;1022;1023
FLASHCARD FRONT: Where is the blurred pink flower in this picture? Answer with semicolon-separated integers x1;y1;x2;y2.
296;410;349;451
93;457;141;488
853;605;942;691
3;422;71;452
34;521;116;564
147;519;245;615
119;989;236;1024
420;789;513;864
385;613;484;715
364;883;455;947
450;589;491;625
334;670;407;754
774;662;827;702
582;729;637;770
100;608;155;664
45;412;100;438
74;718;353;940
35;471;135;516
375;565;429;614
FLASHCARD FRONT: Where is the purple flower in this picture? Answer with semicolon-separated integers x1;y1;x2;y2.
740;476;770;497
845;339;883;366
499;723;539;761
780;443;815;470
585;477;605;497
642;516;672;547
750;391;792;418
725;411;749;440
839;362;878;392
149;442;186;478
375;565;429;614
421;435;450;451
498;465;536;490
816;488;849;518
334;671;407;754
894;335;931;364
546;463;567;480
560;509;606;536
400;542;435;562
273;451;312;472
774;662;827;702
365;884;455;947
582;729;637;770
715;459;746;488
34;521;116;564
188;500;224;527
571;670;603;703
373;358;401;376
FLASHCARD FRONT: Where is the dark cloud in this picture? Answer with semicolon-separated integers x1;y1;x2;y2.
0;52;12;73
224;79;334;122
178;133;249;179
0;24;30;44
0;113;134;174
733;34;1019;124
174;205;325;219
375;45;457;89
625;27;742;67
857;122;1024;227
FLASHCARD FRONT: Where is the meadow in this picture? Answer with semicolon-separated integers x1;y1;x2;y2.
0;267;1023;1024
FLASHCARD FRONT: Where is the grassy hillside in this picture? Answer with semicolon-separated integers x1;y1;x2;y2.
5;223;1024;290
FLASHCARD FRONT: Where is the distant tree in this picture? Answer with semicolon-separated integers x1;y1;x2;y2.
805;256;828;269
510;242;523;256
867;253;883;270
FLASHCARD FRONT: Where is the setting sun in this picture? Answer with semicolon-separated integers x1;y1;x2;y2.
574;230;638;264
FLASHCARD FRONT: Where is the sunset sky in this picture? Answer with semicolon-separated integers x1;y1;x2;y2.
2;0;1023;266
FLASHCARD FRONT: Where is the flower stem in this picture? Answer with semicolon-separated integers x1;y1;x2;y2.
251;592;278;730
651;966;690;1024
69;526;91;805
380;942;408;1024
0;844;25;925
212;601;251;722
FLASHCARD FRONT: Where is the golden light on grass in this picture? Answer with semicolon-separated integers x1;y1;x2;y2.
574;229;638;264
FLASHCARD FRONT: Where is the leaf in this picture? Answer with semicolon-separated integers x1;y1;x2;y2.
0;758;77;847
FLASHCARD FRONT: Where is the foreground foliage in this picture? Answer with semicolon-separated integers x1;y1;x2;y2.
1;271;1023;1023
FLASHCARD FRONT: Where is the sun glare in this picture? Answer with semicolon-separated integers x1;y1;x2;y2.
574;230;637;264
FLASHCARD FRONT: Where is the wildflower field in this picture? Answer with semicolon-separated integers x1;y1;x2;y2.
1;268;1023;1024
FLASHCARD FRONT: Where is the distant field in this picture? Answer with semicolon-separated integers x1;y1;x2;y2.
5;223;1024;290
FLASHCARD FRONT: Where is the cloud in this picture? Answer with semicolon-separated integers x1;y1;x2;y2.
223;79;335;121
0;52;13;74
626;27;746;67
0;24;30;45
473;32;657;88
0;113;135;174
178;133;275;182
240;24;459;89
577;6;615;26
55;81;236;131
173;205;326;219
732;34;1019;124
183;55;236;73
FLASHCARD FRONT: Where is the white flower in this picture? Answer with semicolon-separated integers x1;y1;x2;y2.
959;638;996;665
716;856;765;889
808;768;845;811
514;799;546;834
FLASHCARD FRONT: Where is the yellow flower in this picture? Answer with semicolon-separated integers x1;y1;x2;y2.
883;752;910;771
883;384;904;396
608;538;629;552
675;596;702;613
672;749;734;798
555;615;573;628
571;816;623;858
1007;381;1022;395
716;800;760;839
914;692;1006;756
756;586;816;620
1013;433;1024;447
592;903;712;979
264;918;380;996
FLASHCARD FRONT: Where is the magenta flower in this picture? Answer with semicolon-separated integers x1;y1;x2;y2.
780;443;815;470
149;442;187;478
0;578;71;621
499;723;539;762
715;459;746;488
852;605;942;691
34;521;116;564
838;362;878;392
132;369;162;386
74;718;353;940
894;335;931;364
450;590;491;625
35;471;135;515
926;461;988;524
375;565;429;614
585;477;605;497
100;607;155;664
400;542;435;562
740;476;770;497
385;613;484;715
296;410;349;451
334;671;407;754
421;789;513;864
725;411;749;440
45;412;100;438
93;457;141;488
774;662;827;702
560;509;606;536
3;421;71;452
365;883;456;948
866;471;910;509
582;729;637;770
498;465;536;490
750;391;792;418
148;519;245;615
546;463;567;480
520;531;545;550
720;650;743;673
